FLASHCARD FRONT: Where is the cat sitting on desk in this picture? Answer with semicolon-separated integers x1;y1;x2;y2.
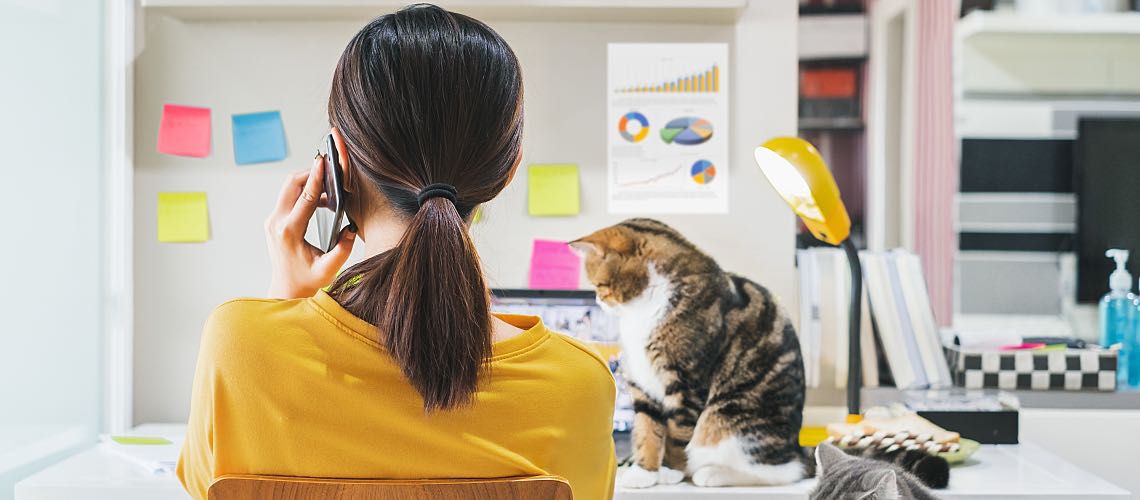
570;218;808;488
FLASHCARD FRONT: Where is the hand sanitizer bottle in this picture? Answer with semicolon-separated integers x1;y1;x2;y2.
1100;249;1135;388
1132;278;1140;388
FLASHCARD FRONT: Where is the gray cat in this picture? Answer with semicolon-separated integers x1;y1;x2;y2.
811;443;939;500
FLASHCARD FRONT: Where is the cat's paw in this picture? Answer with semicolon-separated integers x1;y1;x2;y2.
691;465;735;487
658;466;685;485
620;464;659;488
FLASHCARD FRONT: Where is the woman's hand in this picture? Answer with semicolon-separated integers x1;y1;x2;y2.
265;157;356;299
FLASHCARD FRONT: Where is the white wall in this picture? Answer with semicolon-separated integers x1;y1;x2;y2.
131;3;799;424
0;1;105;497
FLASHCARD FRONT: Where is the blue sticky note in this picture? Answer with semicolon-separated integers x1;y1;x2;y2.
232;111;287;165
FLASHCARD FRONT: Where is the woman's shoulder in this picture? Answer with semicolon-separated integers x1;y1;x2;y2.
536;331;617;398
205;297;300;330
548;333;612;375
199;297;311;362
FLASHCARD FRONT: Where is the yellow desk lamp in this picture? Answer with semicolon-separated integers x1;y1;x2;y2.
754;137;863;421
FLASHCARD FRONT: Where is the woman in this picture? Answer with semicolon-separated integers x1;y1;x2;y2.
176;5;617;499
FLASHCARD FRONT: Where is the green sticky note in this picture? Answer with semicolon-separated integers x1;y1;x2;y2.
528;164;580;216
111;436;173;445
473;206;483;223
157;192;210;243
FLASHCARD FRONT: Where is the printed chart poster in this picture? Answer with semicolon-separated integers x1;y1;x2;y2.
607;43;729;214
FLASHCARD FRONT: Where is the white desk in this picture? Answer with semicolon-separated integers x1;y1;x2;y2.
16;425;1129;500
614;443;1130;499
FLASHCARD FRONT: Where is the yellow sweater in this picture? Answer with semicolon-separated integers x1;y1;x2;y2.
177;291;616;500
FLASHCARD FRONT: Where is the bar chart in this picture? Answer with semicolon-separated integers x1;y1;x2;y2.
616;63;720;94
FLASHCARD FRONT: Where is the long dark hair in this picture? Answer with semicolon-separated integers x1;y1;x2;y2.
327;4;523;411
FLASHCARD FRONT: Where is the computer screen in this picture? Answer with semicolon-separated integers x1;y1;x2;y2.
1076;118;1140;303
491;289;633;432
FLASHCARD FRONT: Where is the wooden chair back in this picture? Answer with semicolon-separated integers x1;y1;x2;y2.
207;474;573;500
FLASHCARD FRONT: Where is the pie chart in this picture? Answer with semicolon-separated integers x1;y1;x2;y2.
619;111;650;143
690;159;716;184
661;117;714;145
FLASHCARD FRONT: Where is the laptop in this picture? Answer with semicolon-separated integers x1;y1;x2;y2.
491;289;634;435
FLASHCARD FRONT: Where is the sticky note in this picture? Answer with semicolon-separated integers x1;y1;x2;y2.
232;111;287;165
528;164;580;216
157;192;209;243
111;436;173;445
157;104;211;157
473;206;483;223
528;239;580;290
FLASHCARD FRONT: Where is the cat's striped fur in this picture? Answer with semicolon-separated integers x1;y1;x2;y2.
812;443;938;500
571;218;807;488
843;444;950;489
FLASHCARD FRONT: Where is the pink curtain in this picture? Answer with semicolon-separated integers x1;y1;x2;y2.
912;0;957;326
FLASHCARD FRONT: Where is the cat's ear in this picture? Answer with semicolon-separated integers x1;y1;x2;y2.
570;228;634;255
815;442;852;472
864;469;900;499
568;239;601;257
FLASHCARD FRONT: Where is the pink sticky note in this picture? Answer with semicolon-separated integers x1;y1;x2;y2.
528;239;581;290
158;104;211;157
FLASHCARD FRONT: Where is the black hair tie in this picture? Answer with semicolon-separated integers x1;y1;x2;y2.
416;183;458;208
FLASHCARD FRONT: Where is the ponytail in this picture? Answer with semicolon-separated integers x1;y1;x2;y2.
331;188;491;412
325;4;523;412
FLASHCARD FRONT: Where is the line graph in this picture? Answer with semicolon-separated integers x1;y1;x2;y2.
616;163;684;188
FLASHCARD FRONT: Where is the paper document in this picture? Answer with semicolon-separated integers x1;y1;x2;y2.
101;434;183;475
606;43;729;214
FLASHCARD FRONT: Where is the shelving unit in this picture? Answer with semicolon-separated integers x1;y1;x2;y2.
952;8;1140;317
956;10;1140;96
957;10;1140;39
796;5;868;249
141;0;747;23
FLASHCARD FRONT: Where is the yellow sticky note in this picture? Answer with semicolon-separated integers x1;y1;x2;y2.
111;436;173;445
157;192;209;243
473;205;483;223
528;164;580;216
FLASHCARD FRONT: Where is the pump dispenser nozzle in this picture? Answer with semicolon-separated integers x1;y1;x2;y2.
1106;249;1132;292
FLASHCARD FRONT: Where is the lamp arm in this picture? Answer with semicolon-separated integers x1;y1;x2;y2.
841;238;863;417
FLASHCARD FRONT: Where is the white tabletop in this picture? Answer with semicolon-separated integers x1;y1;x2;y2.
15;425;1130;500
614;442;1130;499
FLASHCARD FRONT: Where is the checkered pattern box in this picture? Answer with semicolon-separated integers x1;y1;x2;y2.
944;346;1118;391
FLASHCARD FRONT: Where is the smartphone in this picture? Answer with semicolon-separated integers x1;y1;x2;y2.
312;133;347;252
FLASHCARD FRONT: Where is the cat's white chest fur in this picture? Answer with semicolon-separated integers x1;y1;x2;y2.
609;266;673;402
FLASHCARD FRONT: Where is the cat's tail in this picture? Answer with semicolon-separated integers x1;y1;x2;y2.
893;448;950;489
848;445;950;489
800;447;817;478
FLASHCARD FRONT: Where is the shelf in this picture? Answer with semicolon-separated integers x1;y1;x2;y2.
958;10;1140;40
863;386;1140;411
956;11;1140;95
798;116;864;131
798;12;867;60
141;0;748;23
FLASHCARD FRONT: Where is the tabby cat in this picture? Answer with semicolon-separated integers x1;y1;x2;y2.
812;443;939;499
570;218;808;488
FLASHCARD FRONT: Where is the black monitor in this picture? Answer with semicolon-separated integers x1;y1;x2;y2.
1076;118;1140;302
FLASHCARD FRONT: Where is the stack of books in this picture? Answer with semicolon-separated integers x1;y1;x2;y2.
797;248;952;390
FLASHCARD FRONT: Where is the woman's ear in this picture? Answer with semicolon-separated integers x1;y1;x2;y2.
503;152;523;187
330;127;352;193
